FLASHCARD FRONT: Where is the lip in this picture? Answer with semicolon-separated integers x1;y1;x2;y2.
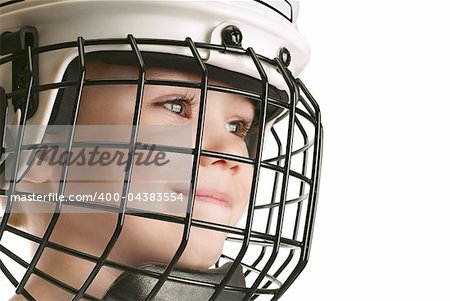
176;188;233;207
195;189;232;207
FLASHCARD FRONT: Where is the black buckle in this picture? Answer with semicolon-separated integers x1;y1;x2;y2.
0;26;39;120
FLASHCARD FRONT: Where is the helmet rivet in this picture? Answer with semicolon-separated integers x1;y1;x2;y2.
222;25;243;47
278;47;291;67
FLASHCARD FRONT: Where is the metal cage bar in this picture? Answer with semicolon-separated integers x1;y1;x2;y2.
15;36;87;296
71;34;146;300
0;45;35;241
257;96;313;297
143;37;209;301
245;127;283;282
0;35;322;301
270;80;323;301
243;58;298;300
209;46;269;301
0;259;37;301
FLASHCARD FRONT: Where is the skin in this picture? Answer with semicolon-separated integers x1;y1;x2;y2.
10;60;256;300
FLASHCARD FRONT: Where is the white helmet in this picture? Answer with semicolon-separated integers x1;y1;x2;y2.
0;1;322;300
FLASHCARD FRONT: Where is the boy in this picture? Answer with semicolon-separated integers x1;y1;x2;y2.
0;1;322;300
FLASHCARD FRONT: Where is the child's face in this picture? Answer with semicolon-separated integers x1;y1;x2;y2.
25;59;256;271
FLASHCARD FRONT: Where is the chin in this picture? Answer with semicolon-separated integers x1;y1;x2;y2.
115;201;234;270
170;201;233;269
177;226;227;270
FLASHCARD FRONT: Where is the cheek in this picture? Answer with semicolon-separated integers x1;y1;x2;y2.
238;140;250;158
232;165;254;224
240;165;254;197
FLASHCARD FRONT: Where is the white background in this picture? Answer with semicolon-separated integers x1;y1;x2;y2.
2;0;450;300
284;0;450;300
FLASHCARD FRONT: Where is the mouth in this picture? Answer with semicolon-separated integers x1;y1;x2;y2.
175;188;233;208
195;191;231;207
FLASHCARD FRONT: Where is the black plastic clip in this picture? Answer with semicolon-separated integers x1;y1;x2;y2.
0;26;39;119
0;87;7;157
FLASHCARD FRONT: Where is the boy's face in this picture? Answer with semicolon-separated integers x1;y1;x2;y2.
23;59;256;270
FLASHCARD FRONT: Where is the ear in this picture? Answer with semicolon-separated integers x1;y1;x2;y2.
21;127;71;185
20;146;62;185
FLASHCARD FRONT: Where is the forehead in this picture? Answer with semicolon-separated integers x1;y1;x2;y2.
86;59;203;83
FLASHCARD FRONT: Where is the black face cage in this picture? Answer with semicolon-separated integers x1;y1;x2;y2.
0;28;323;301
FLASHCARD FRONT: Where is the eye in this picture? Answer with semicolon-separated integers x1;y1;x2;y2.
225;120;252;139
161;95;195;118
163;102;184;114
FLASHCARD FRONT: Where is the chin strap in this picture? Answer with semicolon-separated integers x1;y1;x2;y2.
102;262;246;301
